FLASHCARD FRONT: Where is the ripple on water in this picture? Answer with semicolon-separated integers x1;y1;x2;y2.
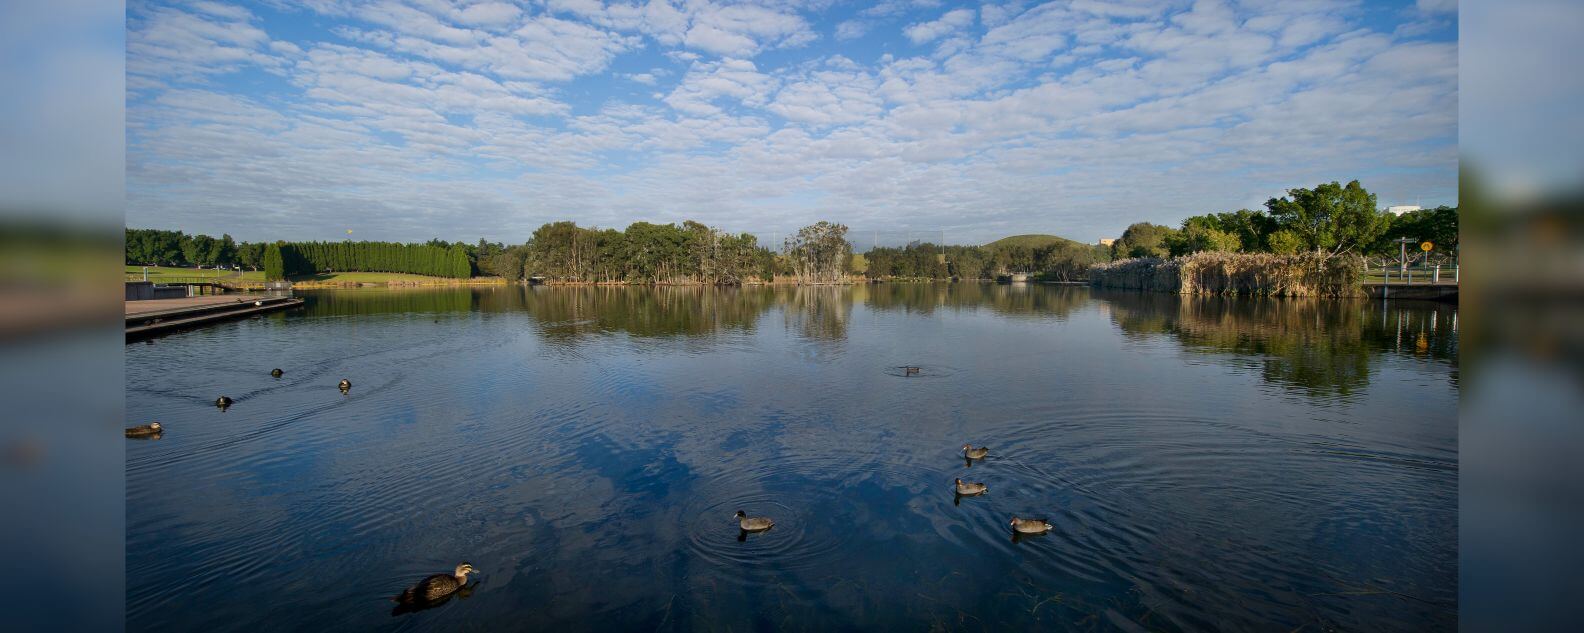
881;363;963;379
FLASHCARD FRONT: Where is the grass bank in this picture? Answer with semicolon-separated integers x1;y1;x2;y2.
1088;252;1362;297
126;266;506;288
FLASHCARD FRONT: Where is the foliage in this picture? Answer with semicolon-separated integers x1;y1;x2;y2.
1264;180;1391;258
1033;241;1110;281
271;241;471;279
1113;223;1178;258
1267;229;1303;255
862;235;1108;282
1166;222;1242;256
263;243;284;281
510;220;775;284
1374;205;1458;255
784;221;852;285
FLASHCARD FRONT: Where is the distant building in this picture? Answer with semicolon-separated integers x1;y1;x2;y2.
1387;205;1421;216
1098;238;1116;247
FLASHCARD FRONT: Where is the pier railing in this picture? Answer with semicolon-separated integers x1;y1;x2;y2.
1362;263;1459;285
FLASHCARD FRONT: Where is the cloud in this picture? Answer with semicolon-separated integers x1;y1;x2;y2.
834;20;868;40
663;58;775;116
125;0;1458;243
903;8;975;44
683;3;818;56
128;3;280;81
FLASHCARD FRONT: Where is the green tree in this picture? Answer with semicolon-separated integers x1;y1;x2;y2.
263;243;285;280
1113;222;1177;258
237;242;264;270
1374;205;1458;256
784;221;852;284
1167;221;1242;256
1264;180;1391;258
1268;229;1303;254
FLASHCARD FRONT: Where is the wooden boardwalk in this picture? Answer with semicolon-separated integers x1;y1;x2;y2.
126;294;303;340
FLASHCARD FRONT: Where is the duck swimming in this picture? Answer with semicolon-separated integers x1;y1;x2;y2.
215;396;233;409
1009;517;1053;534
394;562;474;605
270;368;283;377
125;422;162;438
962;444;988;459
954;478;987;496
338;379;351;391
734;510;774;532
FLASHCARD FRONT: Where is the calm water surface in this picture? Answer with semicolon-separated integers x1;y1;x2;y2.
126;285;1457;631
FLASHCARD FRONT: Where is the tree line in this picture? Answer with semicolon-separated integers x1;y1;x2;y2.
264;241;472;280
1107;180;1458;263
472;220;854;285
862;239;1111;282
126;228;256;269
128;181;1454;285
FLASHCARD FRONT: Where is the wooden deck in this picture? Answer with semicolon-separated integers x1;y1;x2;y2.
126;294;303;340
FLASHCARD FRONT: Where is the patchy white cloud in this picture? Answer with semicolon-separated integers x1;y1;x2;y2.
663;58;775;116
903;8;975;44
834;20;868;40
127;0;1458;243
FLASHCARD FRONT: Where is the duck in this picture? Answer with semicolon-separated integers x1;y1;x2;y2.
125;422;163;438
954;478;987;496
1010;517;1053;534
962;444;988;459
270;368;283;377
338;379;351;391
734;510;774;532
902;365;921;376
394;562;475;605
215;396;233;408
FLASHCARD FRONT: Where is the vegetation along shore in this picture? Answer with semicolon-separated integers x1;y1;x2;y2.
126;180;1456;295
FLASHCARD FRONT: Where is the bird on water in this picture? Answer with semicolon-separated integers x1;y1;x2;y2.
1009;517;1053;534
125;422;162;438
962;444;988;459
270;368;283;377
215;396;233;409
394;562;475;605
954;478;987;496
338;379;351;391
734;511;774;532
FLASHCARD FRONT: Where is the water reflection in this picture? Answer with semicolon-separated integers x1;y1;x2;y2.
1101;291;1458;396
520;285;777;340
859;282;1091;319
127;284;1457;631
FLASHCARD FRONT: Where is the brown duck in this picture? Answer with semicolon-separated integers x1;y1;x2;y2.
734;511;774;532
125;422;162;438
962;444;988;459
1009;517;1053;534
954;478;987;496
394;562;474;605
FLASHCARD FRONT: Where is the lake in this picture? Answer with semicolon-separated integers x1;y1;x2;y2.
125;284;1458;631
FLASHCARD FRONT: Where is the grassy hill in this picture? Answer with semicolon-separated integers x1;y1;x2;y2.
983;234;1083;250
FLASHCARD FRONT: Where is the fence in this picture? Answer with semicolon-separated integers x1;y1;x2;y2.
1362;262;1459;285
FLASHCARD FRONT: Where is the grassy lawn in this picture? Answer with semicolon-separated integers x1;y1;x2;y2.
126;265;265;282
127;266;501;285
289;271;472;283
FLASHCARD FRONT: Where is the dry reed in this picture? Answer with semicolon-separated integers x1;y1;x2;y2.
1088;251;1362;297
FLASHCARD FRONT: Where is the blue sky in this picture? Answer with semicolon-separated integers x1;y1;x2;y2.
126;0;1457;245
